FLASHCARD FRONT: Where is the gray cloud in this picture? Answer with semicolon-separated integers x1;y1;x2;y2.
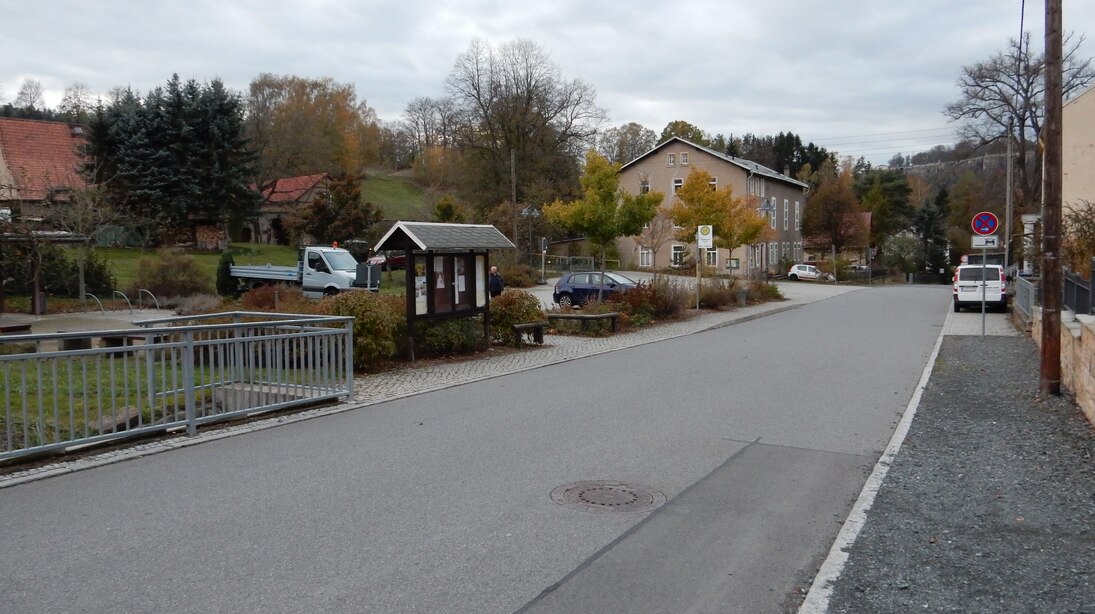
3;0;1092;163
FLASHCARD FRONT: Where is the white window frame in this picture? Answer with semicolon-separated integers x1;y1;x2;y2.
671;244;686;266
672;178;683;194
783;199;789;231
769;205;777;230
794;201;801;231
639;179;650;194
639;247;653;268
704;248;718;267
680;152;689;165
768;242;777;264
667;153;676;166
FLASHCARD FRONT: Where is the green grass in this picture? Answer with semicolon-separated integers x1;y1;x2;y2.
94;243;298;292
362;169;431;221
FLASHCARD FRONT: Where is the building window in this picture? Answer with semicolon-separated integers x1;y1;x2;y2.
769;204;777;230
795;201;801;231
783;199;789;231
667;153;676;166
640;179;650;194
726;257;740;270
672;178;683;194
783;242;790;260
639;247;653;268
709;177;718;190
768;242;777;264
705;249;718;267
671;244;686;266
680;152;689;165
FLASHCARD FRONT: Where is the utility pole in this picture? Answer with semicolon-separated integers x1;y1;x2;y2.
1005;116;1013;272
1041;0;1062;396
511;149;519;260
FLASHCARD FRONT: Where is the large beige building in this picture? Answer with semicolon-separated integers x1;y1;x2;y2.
1064;84;1095;212
616;137;809;276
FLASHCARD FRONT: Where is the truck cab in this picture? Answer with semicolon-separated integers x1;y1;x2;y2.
301;246;363;297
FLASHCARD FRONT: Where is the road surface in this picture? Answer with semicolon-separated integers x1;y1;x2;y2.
0;285;952;613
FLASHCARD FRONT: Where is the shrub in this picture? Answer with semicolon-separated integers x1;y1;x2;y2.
749;280;783;301
170;293;225;315
216;251;238;297
131;248;213;299
318;291;404;372
649;277;692;318
698;278;738;310
239;284;316;313
489;289;545;346
416;317;486;357
0;244;115;298
497;262;535;288
613;282;657;319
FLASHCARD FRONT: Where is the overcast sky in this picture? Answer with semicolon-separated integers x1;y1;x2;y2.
3;1;1094;164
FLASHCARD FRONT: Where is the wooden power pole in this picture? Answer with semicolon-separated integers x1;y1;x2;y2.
1041;0;1063;395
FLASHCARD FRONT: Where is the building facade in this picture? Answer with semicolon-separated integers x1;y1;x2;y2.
616;137;809;276
1064;84;1095;213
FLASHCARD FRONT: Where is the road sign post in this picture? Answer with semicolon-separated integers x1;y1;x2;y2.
971;213;999;339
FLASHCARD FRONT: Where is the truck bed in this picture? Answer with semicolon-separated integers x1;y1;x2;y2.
230;264;300;282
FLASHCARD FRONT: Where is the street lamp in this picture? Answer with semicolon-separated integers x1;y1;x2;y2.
521;205;540;264
523;204;545;284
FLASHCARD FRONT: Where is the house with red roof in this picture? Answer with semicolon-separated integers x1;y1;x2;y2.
0;117;88;219
254;172;330;243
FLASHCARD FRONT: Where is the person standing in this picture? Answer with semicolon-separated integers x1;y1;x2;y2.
489;266;504;298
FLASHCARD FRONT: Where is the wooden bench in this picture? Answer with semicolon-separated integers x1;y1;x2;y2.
511;321;548;346
547;311;621;333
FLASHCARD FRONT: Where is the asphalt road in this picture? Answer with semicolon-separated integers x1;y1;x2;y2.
0;285;950;613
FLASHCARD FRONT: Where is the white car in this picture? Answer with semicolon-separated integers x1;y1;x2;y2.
787;264;833;281
952;264;1007;312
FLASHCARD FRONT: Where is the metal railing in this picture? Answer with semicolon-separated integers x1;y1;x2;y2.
542;255;595;273
1063;271;1091;316
1013;276;1039;321
0;311;353;462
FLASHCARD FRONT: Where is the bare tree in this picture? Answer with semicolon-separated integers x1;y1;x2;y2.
636;208;675;279
45;186;120;306
445;39;607;214
59;82;94;122
13;78;45;110
597;122;657;165
945;32;1095;211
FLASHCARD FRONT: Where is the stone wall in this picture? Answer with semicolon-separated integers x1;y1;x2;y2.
1029;307;1095;426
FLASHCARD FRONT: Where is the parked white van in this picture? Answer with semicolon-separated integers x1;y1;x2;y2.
952;264;1007;312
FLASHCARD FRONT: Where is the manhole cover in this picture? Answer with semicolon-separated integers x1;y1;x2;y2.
550;481;666;513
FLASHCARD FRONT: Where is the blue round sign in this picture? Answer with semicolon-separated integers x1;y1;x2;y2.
972;211;999;236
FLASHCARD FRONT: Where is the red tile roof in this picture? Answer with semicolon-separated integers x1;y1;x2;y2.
0;117;88;202
262;173;329;203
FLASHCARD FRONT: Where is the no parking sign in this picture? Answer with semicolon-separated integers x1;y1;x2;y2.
972;212;999;236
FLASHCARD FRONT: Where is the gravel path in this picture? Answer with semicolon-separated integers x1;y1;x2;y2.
821;335;1095;613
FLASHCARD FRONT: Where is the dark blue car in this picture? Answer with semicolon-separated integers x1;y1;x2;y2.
552;271;638;307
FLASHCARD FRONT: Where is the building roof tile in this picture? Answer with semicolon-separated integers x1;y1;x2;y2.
0;117;88;202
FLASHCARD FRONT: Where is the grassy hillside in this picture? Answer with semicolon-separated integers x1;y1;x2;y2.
361;169;432;222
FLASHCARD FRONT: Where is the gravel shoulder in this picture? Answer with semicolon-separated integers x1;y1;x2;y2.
822;335;1095;613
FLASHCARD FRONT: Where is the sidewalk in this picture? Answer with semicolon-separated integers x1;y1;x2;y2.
801;329;1095;612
